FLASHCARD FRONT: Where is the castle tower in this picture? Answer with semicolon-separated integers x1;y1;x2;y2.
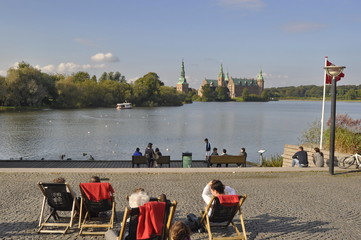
176;60;189;93
257;69;264;94
217;64;225;87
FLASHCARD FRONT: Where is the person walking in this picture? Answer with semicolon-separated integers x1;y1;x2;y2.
144;143;155;168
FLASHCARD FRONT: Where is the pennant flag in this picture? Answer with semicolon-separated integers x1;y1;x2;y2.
325;59;345;84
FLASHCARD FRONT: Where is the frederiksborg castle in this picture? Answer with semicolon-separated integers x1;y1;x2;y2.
176;61;264;97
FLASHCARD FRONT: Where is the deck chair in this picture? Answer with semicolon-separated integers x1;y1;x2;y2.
118;200;177;240
79;182;117;235
200;195;247;240
37;182;79;234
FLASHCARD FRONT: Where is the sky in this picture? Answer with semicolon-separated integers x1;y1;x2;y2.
1;0;360;88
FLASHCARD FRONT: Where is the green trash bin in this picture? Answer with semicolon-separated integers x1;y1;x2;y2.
182;152;192;168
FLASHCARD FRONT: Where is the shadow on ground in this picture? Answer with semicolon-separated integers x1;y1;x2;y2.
247;213;332;240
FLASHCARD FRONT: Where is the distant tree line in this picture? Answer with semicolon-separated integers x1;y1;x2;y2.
0;62;196;108
266;85;361;100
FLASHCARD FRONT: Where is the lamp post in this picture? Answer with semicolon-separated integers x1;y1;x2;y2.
323;65;346;175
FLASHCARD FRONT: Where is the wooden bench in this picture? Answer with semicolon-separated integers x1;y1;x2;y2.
132;156;171;168
208;155;246;167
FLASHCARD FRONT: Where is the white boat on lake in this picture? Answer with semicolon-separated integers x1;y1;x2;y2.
116;102;133;109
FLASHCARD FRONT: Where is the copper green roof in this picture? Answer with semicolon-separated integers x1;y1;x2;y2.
177;60;187;84
232;78;258;86
257;69;264;81
218;64;224;79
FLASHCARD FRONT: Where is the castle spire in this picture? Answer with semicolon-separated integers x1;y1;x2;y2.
178;59;187;84
257;69;264;81
218;64;224;79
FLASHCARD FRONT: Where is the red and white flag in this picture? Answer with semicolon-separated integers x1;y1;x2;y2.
325;58;345;84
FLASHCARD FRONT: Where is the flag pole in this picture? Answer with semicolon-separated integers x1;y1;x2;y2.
320;56;328;149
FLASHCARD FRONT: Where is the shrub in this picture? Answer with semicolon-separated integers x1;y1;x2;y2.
261;154;283;167
325;114;361;154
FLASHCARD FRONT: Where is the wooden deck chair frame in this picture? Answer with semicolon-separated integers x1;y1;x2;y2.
78;183;117;235
200;195;247;240
37;182;79;234
118;200;177;240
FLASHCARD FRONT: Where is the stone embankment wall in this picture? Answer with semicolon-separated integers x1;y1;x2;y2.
282;144;348;167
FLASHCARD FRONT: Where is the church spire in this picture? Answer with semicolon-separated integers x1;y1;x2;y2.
178;59;187;84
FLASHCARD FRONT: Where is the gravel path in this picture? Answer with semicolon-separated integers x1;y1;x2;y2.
0;170;360;239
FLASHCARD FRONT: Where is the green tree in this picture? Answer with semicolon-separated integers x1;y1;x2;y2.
78;79;101;107
99;72;108;82
200;84;215;101
344;89;356;100
215;86;230;101
0;75;6;105
54;77;82;108
73;71;90;83
132;72;164;106
159;86;182;106
113;71;126;82
5;62;50;106
91;75;97;82
99;80;133;106
242;88;249;100
261;89;269;100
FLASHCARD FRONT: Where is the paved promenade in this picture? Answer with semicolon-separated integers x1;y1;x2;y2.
0;167;360;240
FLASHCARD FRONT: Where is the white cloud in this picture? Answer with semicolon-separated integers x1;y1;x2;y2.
262;72;289;79
36;64;55;72
218;0;265;10
0;70;6;76
283;22;325;33
36;62;106;74
91;52;119;63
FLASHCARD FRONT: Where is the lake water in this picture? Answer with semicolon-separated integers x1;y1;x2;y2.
0;101;360;163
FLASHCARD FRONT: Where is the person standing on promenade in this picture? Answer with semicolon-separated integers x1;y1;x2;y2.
145;143;155;168
204;138;211;163
312;147;324;167
292;146;309;167
133;147;142;156
238;147;247;167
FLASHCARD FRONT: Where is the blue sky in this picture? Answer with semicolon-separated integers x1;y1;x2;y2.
1;0;360;88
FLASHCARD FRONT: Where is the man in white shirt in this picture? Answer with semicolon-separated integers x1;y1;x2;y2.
202;180;236;205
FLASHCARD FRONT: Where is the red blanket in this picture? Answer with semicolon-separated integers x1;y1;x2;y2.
80;182;114;201
137;201;166;239
218;195;240;206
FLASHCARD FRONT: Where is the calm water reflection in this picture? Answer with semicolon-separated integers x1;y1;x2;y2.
1;101;360;162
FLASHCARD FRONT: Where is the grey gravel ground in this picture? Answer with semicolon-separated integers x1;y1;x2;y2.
0;169;360;240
